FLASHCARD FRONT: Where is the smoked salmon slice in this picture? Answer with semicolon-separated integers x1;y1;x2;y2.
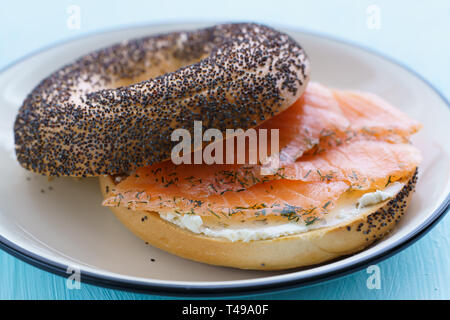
332;88;422;142
281;139;421;190
102;82;422;224
102;139;420;218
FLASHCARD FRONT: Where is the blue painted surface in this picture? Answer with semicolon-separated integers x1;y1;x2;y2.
0;0;449;299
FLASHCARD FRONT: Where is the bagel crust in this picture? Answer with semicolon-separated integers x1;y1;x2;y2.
99;169;418;270
14;23;310;177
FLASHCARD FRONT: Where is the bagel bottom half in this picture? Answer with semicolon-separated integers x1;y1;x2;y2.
99;170;417;270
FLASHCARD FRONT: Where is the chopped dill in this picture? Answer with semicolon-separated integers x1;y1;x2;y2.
303;170;312;179
322;201;332;210
385;176;393;187
207;208;220;219
305;217;319;226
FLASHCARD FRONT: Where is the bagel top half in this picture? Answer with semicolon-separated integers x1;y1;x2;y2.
14;23;310;177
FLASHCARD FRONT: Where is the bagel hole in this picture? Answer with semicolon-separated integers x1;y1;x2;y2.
110;54;208;88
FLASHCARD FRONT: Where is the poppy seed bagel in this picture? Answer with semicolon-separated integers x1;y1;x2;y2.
14;23;310;177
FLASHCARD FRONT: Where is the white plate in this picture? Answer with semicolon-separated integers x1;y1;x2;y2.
0;23;449;295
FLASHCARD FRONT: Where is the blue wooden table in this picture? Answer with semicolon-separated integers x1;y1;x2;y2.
1;0;449;299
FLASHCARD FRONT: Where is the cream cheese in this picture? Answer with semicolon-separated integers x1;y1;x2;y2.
357;182;403;209
159;182;404;242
